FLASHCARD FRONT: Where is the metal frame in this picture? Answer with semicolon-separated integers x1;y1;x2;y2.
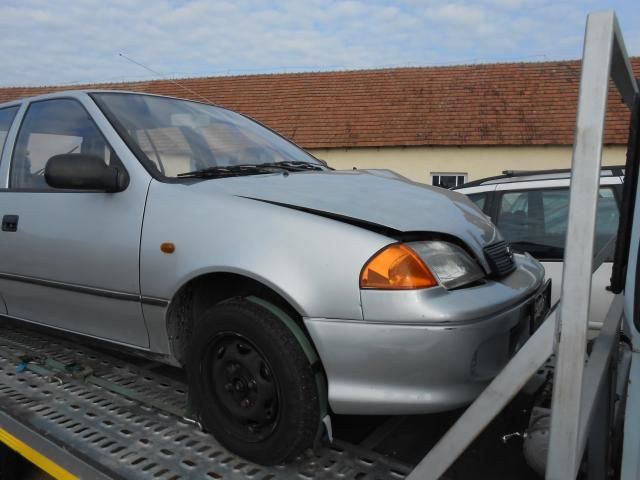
406;11;638;480
0;410;111;480
406;306;559;479
546;11;636;478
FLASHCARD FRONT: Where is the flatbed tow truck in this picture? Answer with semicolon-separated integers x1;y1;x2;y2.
0;10;639;480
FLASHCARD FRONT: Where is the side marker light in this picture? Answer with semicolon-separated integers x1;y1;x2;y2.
160;242;175;254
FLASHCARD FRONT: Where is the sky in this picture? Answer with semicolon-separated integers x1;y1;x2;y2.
0;0;638;87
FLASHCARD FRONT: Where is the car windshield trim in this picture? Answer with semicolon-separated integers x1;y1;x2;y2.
90;92;325;183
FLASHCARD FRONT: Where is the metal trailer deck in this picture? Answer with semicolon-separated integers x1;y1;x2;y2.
0;322;411;480
0;319;551;480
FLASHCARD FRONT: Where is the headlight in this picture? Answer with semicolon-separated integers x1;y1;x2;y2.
360;244;438;290
408;240;485;289
360;241;484;290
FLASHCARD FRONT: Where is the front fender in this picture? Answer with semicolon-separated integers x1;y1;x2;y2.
140;180;392;321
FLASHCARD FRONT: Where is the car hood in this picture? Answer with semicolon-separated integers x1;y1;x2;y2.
198;169;501;262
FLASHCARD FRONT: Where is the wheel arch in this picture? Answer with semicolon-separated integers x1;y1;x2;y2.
165;271;315;366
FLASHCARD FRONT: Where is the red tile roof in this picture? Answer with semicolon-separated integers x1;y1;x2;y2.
0;59;638;148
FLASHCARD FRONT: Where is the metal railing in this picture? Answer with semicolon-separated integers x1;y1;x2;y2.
546;10;637;479
406;11;639;480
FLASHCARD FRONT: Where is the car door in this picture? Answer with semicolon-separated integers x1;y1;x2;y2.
494;179;621;330
0;97;150;347
0;104;21;315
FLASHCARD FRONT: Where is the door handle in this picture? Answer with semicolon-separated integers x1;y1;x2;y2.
1;215;18;232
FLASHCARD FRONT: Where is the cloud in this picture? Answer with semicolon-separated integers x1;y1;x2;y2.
0;0;637;87
487;0;529;9
426;4;488;26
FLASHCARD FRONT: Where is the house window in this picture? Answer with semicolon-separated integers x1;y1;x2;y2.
432;173;467;188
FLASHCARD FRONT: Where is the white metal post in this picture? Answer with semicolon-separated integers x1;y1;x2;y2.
546;11;637;479
405;10;638;480
545;12;614;478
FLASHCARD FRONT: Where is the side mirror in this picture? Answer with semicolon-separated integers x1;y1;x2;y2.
45;154;128;192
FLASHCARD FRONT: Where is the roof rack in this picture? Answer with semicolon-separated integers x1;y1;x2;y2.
454;164;626;189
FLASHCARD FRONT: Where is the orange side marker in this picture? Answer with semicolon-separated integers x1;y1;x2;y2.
160;242;175;254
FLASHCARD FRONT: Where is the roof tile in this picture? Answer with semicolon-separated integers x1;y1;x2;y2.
0;59;637;148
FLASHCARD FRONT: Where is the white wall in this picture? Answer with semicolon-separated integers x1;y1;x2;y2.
309;145;627;184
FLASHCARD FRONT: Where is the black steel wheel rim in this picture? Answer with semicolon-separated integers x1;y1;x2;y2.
205;332;281;443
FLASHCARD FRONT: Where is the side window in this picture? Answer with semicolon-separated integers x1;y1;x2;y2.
497;187;620;260
541;189;571;234
10;99;118;190
0;106;19;166
467;192;487;212
498;190;536;240
594;188;620;256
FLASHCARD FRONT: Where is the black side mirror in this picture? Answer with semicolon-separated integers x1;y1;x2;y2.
45;154;128;192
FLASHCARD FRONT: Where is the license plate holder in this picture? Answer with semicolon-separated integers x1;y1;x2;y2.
530;279;552;333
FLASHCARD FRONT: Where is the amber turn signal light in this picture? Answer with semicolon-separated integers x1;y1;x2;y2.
160;242;175;254
360;244;438;290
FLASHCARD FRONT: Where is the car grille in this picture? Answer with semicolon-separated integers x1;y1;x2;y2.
484;240;516;277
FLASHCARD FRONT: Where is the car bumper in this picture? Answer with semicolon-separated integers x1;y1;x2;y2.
304;254;546;415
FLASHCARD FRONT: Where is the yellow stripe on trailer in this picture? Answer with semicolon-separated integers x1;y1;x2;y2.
0;428;78;480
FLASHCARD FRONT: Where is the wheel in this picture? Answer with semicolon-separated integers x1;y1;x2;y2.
186;298;321;465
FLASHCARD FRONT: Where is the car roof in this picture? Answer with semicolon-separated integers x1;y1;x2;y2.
453;165;626;189
0;89;208;109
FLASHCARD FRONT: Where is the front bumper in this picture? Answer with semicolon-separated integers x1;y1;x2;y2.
304;254;546;415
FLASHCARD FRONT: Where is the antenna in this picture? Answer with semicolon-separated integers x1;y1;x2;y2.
118;53;218;106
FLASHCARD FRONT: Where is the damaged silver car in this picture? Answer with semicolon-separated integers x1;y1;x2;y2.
0;91;547;464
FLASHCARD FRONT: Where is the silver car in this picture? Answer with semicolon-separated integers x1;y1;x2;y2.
0;91;546;464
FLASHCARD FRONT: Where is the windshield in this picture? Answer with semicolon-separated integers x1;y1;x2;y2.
92;93;322;178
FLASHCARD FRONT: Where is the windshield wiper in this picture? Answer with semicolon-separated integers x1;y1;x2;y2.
261;160;325;171
177;164;289;178
177;161;325;178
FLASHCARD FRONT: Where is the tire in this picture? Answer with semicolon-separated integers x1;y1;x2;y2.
186;298;321;465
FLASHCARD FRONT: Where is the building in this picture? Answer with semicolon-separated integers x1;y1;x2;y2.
1;58;638;186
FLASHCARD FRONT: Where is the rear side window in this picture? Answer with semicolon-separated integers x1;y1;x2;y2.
467;192;487;212
10;99;118;190
0;106;19;166
496;187;620;260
